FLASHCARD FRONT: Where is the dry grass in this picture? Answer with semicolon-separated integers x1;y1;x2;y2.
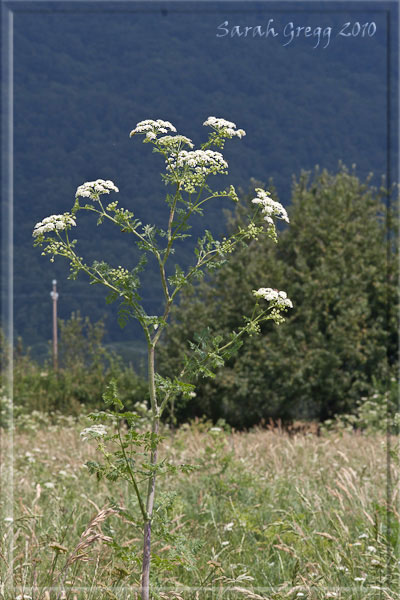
0;415;398;600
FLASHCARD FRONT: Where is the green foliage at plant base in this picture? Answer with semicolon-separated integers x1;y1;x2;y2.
160;166;398;427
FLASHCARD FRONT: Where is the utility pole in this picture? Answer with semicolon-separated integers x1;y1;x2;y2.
50;279;59;370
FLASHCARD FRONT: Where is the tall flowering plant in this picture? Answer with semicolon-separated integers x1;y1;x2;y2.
33;117;292;598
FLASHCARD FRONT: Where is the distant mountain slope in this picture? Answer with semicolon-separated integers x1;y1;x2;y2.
9;2;397;353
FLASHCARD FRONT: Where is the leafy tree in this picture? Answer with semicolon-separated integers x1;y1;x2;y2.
159;166;398;427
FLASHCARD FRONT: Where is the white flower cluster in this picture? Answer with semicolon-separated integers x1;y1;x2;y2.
251;188;289;224
203;116;246;138
80;424;108;441
129;119;177;139
158;135;194;148
253;288;293;308
32;214;76;237
75;179;119;199
166;149;228;174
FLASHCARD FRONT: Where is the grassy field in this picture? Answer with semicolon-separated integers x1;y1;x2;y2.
1;414;399;600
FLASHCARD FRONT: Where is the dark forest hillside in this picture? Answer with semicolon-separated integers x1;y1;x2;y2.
6;1;398;357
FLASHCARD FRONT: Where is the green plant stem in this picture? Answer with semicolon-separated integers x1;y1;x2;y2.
141;342;159;600
158;306;261;415
117;424;147;522
163;182;181;263
85;201;149;246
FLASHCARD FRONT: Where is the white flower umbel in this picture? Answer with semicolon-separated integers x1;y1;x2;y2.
253;288;293;308
251;188;289;223
32;214;76;237
158;135;194;149
165;149;229;193
129;119;177;139
203;116;246;139
80;424;108;441
166;149;228;175
76;179;119;200
253;288;279;301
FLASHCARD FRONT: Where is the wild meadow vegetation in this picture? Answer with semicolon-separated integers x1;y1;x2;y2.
1;117;398;599
2;413;399;600
24;116;301;600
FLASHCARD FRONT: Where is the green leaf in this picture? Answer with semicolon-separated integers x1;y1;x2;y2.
103;379;124;410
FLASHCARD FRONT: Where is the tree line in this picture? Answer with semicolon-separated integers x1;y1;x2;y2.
4;166;398;428
158;166;398;427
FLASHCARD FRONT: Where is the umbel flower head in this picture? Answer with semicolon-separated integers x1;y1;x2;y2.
76;179;119;200
251;188;289;224
203;116;246;139
166;149;228;174
129;119;177;140
32;214;76;237
253;288;293;308
158;135;194;149
80;424;108;441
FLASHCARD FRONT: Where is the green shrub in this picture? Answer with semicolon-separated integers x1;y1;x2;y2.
322;374;399;434
160;166;398;427
4;312;148;415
